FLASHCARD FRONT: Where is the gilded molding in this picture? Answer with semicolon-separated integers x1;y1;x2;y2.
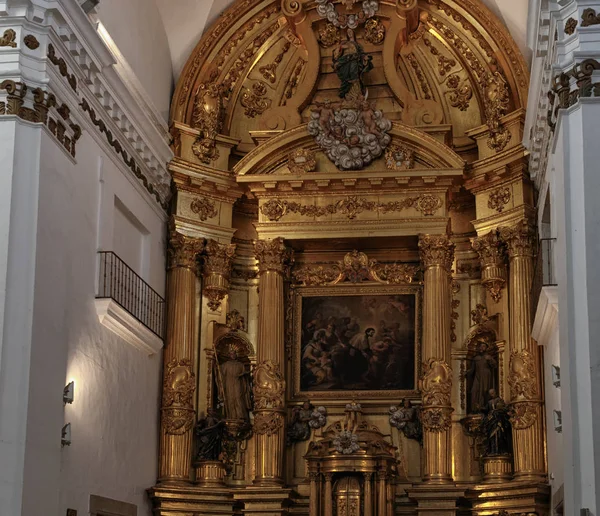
254;237;291;274
191;82;225;163
253;360;286;410
487;186;511;212
23;34;39;50
161;358;196;435
423;36;456;77
190;196;218;221
499;220;535;259
0;28;17;48
47;43;77;91
482;72;511;152
168;222;205;273
446;74;473;111
80;98;168;209
260;194;442;222
259;40;291;84
581;8;600;28
418;234;455;271
450;281;460;343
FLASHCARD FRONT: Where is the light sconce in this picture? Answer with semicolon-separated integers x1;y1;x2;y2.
552;365;561;388
63;381;74;404
61;423;72;446
553;410;562;434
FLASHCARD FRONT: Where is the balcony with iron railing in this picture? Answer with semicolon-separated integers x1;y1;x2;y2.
531;238;557;323
96;251;166;352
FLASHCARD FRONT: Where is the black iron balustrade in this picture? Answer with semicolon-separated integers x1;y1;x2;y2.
531;238;557;323
97;251;165;338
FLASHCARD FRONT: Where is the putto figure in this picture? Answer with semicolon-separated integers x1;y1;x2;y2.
389;399;422;443
286;402;328;446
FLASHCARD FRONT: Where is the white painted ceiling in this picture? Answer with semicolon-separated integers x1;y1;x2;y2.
155;0;531;82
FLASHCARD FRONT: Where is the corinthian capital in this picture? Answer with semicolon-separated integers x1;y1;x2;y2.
471;230;505;266
254;238;292;274
418;234;455;271
499;220;535;259
168;223;205;274
204;239;236;277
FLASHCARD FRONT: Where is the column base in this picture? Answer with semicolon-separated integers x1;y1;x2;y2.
408;484;466;516
195;460;227;487
149;485;235;516
465;480;550;515
233;487;294;516
482;455;512;484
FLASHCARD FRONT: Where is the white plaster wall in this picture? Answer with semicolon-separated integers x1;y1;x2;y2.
97;0;173;120
20;127;166;516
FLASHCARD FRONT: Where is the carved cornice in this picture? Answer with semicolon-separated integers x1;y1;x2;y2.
499;220;535;259
418;234;455;271
254;237;292;274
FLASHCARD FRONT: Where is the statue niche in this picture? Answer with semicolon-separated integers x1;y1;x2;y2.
465;329;499;415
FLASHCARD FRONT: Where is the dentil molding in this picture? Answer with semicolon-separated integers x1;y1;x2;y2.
0;0;172;211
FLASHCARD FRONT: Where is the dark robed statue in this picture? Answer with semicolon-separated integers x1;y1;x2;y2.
333;28;373;99
466;341;497;413
483;389;511;456
194;409;226;462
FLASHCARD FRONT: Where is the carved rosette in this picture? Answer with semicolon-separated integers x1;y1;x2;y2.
419;359;453;432
472;230;507;303
168;223;205;274
254;237;292;274
202;239;237;311
418;234;455;272
253;360;286;411
161;358;196;435
499;220;535;259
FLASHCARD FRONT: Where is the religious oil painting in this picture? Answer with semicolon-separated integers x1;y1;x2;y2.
293;286;421;399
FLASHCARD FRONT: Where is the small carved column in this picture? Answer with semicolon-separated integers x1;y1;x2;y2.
499;220;546;481
309;472;320;516
471;229;507;303
158;224;205;484
252;238;291;485
324;473;333;516
364;473;373;516
418;234;455;484
377;471;387;515
202;239;236;311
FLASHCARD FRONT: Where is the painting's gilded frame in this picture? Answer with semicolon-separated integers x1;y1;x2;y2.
291;283;423;401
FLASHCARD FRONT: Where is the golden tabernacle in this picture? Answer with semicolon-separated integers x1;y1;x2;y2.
149;0;548;514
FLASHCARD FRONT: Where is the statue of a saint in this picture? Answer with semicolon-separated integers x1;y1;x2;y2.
466;341;497;413
194;409;226;462
332;28;373;99
389;399;422;443
219;350;252;421
482;389;511;456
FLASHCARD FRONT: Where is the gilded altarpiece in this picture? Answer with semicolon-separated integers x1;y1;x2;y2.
149;0;549;515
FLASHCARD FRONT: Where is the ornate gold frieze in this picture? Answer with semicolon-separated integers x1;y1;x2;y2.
161;358;196;435
364;18;385;45
499;220;535;258
190;196;218;221
293;250;420;286
488;186;512;212
254;237;291;274
202;239;236;311
47;43;77;91
23;34;39;50
253;360;285;410
287;148;316;174
0;28;17;48
240;81;271;118
423;36;456;77
582;8;600;27
418;234;455;271
446;74;473;111
260;194;443;222
168;222;205;273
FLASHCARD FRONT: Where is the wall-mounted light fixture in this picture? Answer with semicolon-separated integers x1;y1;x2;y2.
552;365;561;388
553;410;562;434
61;423;72;446
63;381;74;404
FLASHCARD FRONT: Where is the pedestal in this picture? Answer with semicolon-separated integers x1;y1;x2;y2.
482;455;512;483
408;485;466;516
149;485;236;516
195;460;226;487
233;487;294;516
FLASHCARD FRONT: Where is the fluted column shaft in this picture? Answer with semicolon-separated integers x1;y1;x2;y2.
158;227;204;484
418;234;455;484
253;238;291;485
324;473;333;516
309;472;320;516
377;472;387;515
500;221;546;481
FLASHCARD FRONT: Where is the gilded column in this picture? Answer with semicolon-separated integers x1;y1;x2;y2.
471;229;507;303
364;473;373;516
202;238;236;311
499;220;546;481
377;471;387;515
418;234;455;484
324;473;333;516
309;472;320;516
252;238;291;485
158;223;205;484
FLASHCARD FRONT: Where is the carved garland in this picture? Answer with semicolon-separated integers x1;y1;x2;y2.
260;194;443;222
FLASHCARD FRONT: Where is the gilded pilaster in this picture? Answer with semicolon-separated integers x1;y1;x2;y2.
158;223;205;484
471;230;507;303
499;220;546;481
202;239;236;311
253;238;291;485
418;234;455;484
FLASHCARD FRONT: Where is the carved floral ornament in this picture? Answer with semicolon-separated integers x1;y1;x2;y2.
293;250;420;287
190;196;218;221
168;224;205;273
498;220;535;259
254;237;292;274
260;194;443;222
418;234;455;271
488;186;511;213
162;358;196;435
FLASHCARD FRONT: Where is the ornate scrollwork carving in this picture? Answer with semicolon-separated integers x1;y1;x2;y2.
364;17;385;45
415;194;443;216
203;239;236;311
318;22;341;47
259;41;291;84
168;220;205;273
23;34;39;50
488;186;511;213
253;412;284;435
384;144;414;169
420;358;452;407
482;72;511;152
508;350;538;401
162;358;196;435
190;196;218;221
420;406;453;432
446;74;472;111
253;360;286;410
564;17;578;35
472;230;506;303
191;82;225;163
254;238;291;274
509;401;538;430
418;234;454;272
241;81;272;118
288;148;317;174
0;28;17;48
581;8;600;28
